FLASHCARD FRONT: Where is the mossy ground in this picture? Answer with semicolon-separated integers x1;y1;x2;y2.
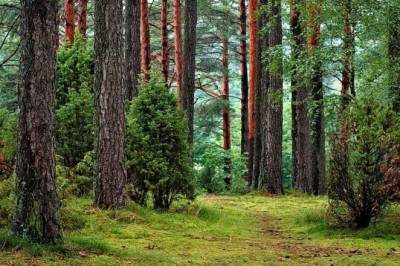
0;194;399;265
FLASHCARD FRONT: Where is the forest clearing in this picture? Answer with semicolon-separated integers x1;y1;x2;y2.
1;194;399;265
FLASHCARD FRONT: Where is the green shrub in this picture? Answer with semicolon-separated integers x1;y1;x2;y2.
328;97;400;228
56;36;94;168
0;176;14;227
126;69;194;210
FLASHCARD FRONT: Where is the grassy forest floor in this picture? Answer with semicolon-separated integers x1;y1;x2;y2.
0;194;399;265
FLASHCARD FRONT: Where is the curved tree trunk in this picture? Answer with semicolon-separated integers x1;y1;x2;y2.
388;4;400;113
126;0;141;100
94;0;127;208
64;0;75;45
14;0;62;243
78;0;88;37
182;0;197;145
174;0;183;107
141;0;150;80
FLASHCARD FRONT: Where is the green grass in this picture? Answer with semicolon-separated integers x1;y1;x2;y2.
1;195;399;265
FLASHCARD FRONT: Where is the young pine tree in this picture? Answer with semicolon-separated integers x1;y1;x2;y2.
126;70;194;210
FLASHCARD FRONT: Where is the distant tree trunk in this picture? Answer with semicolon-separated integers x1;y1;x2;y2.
14;0;62;244
94;0;127;208
248;0;258;186
307;0;325;195
161;0;169;82
388;5;400;113
64;0;75;45
126;0;141;100
222;36;232;190
260;0;284;194
340;0;355;112
290;0;310;193
78;0;88;37
141;0;150;80
174;0;183;108
182;0;197;145
239;0;249;156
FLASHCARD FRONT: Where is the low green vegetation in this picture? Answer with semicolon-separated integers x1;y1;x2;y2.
1;195;399;265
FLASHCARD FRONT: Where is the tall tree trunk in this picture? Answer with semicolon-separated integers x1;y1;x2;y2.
222;36;232;190
252;0;265;190
126;0;141;100
64;0;75;45
161;0;169;82
141;0;150;80
240;0;249;156
307;0;325;195
261;0;284;194
94;0;127;208
174;0;183;108
78;0;88;37
14;0;62;243
248;0;258;186
340;0;355;112
182;0;197;145
290;0;310;193
388;5;400;113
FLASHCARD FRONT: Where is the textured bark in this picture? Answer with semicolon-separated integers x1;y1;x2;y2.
141;0;150;80
222;37;232;190
340;0;355;112
64;0;75;45
240;0;249;156
182;0;197;145
307;0;325;195
388;5;400;113
126;0;141;100
78;0;88;36
161;0;169;82
260;0;284;194
251;0;265;190
175;0;183;107
14;0;62;243
248;0;258;186
290;0;310;193
94;0;127;208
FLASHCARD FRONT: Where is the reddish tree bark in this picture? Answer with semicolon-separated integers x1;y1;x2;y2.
340;0;355;112
161;0;169;82
141;0;150;80
248;0;258;186
174;0;183;108
290;0;311;193
78;0;88;37
222;36;232;190
307;0;325;195
240;0;249;156
64;0;75;45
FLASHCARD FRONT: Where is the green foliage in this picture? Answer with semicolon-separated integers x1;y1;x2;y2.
328;96;400;228
0;108;16;162
56;36;94;167
126;70;194;210
0;176;14;227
